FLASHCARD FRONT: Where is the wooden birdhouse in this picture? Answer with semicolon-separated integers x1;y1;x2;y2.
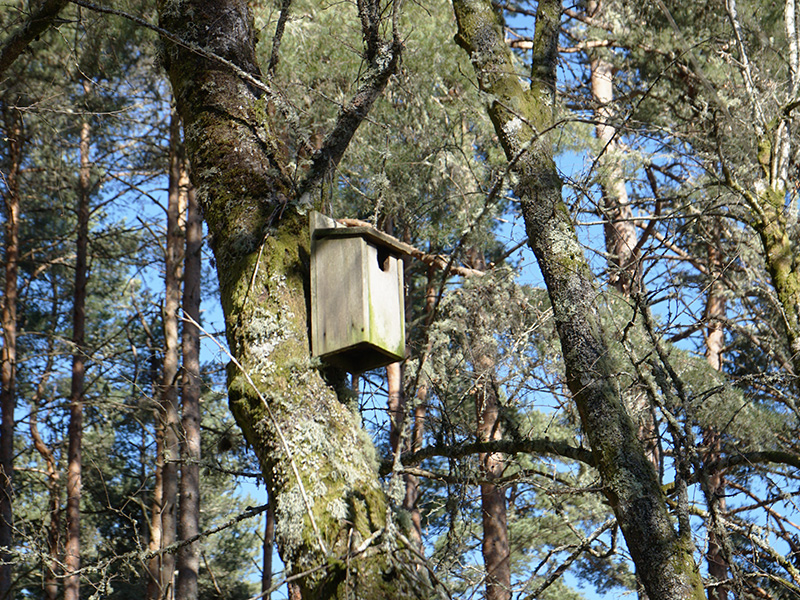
310;212;406;372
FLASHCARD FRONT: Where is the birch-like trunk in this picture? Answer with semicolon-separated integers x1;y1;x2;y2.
587;2;639;295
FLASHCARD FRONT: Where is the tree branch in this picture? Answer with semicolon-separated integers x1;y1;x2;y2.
336;218;485;277
0;0;69;76
380;437;594;475
298;2;403;200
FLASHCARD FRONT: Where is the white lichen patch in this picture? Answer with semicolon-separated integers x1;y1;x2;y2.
241;303;301;381
385;474;406;505
275;486;307;550
504;116;524;136
327;498;348;521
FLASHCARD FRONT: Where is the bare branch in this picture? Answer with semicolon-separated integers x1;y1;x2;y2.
267;0;292;78
380;437;594;475
336;218;485;277
298;17;402;199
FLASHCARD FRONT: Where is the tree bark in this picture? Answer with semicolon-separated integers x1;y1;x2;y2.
262;498;275;599
468;251;510;600
147;406;166;599
451;1;706;598
29;322;59;600
387;362;405;458
0;104;21;600
158;109;186;600
475;353;510;600
65;81;91;600
402;268;436;550
158;1;428;597
177;143;201;600
750;180;800;379
587;1;640;296
704;219;729;600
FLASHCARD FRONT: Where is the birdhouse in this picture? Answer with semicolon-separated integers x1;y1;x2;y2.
310;212;406;372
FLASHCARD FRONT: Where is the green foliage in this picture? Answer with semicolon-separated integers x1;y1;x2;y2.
4;0;800;598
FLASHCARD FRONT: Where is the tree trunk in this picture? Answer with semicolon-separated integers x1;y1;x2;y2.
451;2;706;598
262;498;275;599
402;269;436;549
476;353;510;600
147;406;166;599
704;220;729;600
0;104;21;600
468;251;510;600
589;49;639;295
158;109;186;600
29;319;59;600
588;13;662;593
158;1;428;597
750;179;800;379
65;81;91;600
387;362;405;457
587;2;658;471
177;144;201;600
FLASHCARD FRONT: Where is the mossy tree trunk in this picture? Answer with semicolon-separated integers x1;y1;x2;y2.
451;1;706;599
157;1;427;598
752;180;800;378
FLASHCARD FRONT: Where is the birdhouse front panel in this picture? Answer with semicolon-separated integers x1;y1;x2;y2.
310;212;406;372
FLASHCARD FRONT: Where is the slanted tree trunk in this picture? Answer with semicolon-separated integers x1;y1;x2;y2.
158;1;428;598
0;104;22;600
65;80;92;600
177;144;201;600
0;0;69;75
452;2;705;598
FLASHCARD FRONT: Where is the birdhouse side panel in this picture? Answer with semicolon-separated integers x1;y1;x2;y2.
311;236;368;358
364;244;405;360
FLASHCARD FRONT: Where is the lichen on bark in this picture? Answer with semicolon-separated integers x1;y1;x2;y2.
451;0;706;598
157;1;431;597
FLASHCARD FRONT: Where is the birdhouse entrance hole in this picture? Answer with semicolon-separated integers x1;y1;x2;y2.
377;246;391;272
